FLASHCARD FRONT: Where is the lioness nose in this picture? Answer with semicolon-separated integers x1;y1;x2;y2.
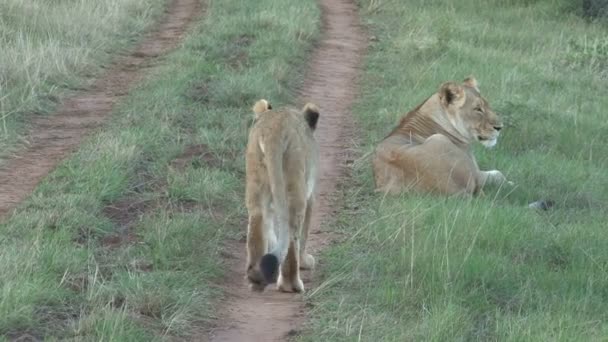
494;126;502;131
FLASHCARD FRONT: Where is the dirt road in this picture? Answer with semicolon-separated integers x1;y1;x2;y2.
0;0;202;218
208;0;367;340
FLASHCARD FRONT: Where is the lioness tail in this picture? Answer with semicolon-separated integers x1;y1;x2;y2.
302;103;320;130
259;134;289;284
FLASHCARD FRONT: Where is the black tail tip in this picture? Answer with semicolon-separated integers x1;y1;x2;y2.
260;254;279;283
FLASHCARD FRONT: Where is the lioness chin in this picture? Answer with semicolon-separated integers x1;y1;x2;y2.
245;99;319;293
373;77;512;196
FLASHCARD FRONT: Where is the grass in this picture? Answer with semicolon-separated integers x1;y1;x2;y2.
300;0;608;341
0;0;319;339
0;0;167;161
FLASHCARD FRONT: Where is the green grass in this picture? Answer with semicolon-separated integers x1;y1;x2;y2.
0;0;319;339
0;0;167;161
300;0;608;341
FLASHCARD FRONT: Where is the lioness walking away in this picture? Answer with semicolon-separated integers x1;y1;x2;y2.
245;99;320;293
373;77;511;196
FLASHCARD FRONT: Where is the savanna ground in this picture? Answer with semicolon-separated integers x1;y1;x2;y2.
2;0;608;341
0;0;319;339
299;0;608;341
0;0;167;160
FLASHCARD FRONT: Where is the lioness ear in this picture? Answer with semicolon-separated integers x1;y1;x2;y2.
302;103;320;130
463;76;480;92
252;99;272;119
439;82;466;108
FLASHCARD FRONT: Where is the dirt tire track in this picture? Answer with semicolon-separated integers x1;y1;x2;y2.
209;0;367;341
0;0;203;219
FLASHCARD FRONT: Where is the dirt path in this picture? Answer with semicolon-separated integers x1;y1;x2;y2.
0;0;202;219
209;0;367;341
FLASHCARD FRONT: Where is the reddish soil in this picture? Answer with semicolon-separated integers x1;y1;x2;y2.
208;0;367;341
0;0;202;219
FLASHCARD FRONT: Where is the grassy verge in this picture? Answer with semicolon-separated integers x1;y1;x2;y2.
300;0;608;340
0;0;319;339
0;0;167;160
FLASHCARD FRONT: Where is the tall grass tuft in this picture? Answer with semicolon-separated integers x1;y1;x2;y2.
0;0;165;159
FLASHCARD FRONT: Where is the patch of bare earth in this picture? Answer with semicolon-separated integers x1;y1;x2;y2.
99;143;225;250
0;0;203;219
208;0;367;341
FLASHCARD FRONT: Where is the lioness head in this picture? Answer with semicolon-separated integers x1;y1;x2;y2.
438;77;502;148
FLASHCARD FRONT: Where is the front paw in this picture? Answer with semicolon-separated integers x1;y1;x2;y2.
486;170;515;187
486;170;506;183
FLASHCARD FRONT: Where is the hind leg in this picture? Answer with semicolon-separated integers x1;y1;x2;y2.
277;195;306;293
245;186;271;291
299;197;315;270
246;211;266;291
277;239;304;293
373;148;408;194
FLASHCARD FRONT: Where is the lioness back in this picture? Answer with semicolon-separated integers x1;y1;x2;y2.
245;100;320;293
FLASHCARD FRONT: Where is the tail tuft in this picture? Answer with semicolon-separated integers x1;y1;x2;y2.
302;103;320;130
260;253;279;284
528;199;555;211
252;99;272;118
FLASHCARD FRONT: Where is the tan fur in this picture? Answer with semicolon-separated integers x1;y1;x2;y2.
252;99;272;119
373;77;511;196
245;99;320;293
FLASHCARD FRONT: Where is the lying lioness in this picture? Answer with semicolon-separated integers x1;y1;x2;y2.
373;77;511;196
